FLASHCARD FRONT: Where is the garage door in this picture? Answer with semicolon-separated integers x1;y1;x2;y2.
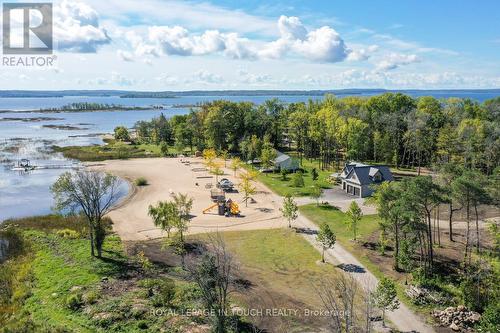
354;187;360;197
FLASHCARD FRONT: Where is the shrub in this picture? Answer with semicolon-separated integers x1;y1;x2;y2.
280;168;288;181
160;142;169;157
136;251;153;273
134;177;148;186
291;171;305;187
140;278;175;307
311;168;319;181
56;229;80;239
82;290;99;305
478;301;500;332
114;126;130;142
66;293;83;311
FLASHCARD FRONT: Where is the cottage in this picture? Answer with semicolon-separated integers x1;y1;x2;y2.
337;162;393;198
274;151;300;172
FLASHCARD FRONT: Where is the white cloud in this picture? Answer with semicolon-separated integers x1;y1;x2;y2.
192;70;223;84
85;0;276;37
376;53;420;71
54;0;110;52
347;45;379;61
117;50;134;61
126;16;350;63
278;16;307;40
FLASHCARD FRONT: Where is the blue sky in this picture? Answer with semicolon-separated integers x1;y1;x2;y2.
1;0;499;90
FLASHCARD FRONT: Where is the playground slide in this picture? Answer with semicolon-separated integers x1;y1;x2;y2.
230;202;240;215
202;203;218;214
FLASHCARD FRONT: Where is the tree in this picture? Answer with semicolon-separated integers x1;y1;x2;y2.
220;150;229;167
316;223;336;263
452;170;491;264
280;168;288;180
408;176;443;272
291;171;305;187
438;163;463;242
203;148;217;168
160;142;169;156
372;277;400;327
229;157;242;176
280;194;298;228
346;201;363;241
260;137;278;169
310;182;323;206
170;193;194;243
51;170;121;257
114;126;130;142
210;162;225;183
148;201;179;238
238;173;256;207
260;145;277;172
316;274;359;332
189;234;233;333
311;168;319;181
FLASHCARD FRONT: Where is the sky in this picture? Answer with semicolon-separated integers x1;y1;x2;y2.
1;0;499;90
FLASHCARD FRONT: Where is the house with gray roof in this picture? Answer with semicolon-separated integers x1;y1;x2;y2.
337;162;393;197
274;151;300;171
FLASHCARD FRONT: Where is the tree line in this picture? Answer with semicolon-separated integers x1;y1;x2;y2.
132;94;500;174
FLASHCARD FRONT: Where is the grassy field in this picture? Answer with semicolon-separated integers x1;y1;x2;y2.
217;229;341;332
0;216;204;332
298;204;464;318
53;140;191;162
299;204;381;245
248;158;333;197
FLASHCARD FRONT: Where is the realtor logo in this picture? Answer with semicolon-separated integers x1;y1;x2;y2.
2;3;53;54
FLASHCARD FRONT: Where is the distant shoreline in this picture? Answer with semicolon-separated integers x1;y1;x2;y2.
0;107;161;114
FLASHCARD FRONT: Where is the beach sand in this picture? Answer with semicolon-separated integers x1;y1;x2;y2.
88;157;286;241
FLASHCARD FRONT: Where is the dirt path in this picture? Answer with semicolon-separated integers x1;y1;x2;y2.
294;213;435;333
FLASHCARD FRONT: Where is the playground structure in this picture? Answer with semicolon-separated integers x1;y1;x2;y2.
89;157;287;240
203;198;240;217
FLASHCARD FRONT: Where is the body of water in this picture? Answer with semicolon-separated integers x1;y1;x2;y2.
0;91;498;222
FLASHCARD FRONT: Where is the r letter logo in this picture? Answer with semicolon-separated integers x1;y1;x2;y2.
3;3;53;54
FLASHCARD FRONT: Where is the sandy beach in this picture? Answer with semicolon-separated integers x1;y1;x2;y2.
88;157;287;241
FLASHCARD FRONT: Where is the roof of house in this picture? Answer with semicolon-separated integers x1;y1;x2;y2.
273;151;299;169
341;162;393;186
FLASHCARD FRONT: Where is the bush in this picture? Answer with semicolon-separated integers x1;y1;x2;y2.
134;177;148;186
136;251;153;273
291;171;305;187
66;293;83;311
280;168;288;181
140;278;175;307
160;142;169;157
82;290;99;305
478;301;500;332
311;168;319;181
114;126;130;142
56;229;80;239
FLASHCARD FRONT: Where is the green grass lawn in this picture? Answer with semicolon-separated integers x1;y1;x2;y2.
216;229;341;332
298;204;446;318
22;232;128;331
0;216;203;332
299;204;380;244
246;158;333;197
299;204;390;282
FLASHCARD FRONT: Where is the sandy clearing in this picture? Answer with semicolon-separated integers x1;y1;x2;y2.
88;156;435;332
88;157;286;241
